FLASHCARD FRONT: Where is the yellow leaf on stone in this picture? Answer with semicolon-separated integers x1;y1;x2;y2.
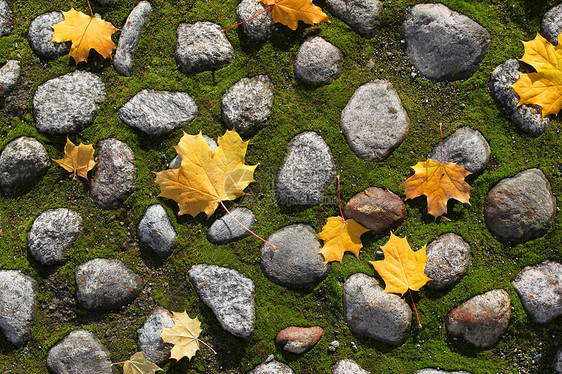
262;0;329;30
123;352;162;374
317;216;369;264
54;138;96;180
160;311;202;361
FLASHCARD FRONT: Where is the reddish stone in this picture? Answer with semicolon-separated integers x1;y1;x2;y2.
275;326;323;354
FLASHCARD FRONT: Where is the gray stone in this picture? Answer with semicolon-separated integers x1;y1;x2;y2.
541;4;562;46
511;260;562;324
188;264;255;339
0;137;50;194
327;340;339;353
168;135;217;169
92;0;114;5
75;258;142;310
428;127;490;176
489;59;550;137
294;36;343;86
0;0;12;38
326;0;382;38
28;12;70;59
90;138;136;210
340;80;410;161
119;89;198;136
207;207;256;245
222;75;274;137
343;273;411;345
137;307;174;366
236;0;275;42
332;359;370;374
425;233;472;291
415;370;472;374
0;60;20;97
249;360;294;374
176;22;234;74
554;349;562;374
33;71;106;134
137;204;176;259
446;289;511;348
46;330;113;374
261;224;329;289
114;1;152;76
0;271;37;347
27;208;82;266
403;3;491;81
275;132;336;206
484;168;556;243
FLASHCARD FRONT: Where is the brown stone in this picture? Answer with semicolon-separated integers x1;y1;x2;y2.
275;326;323;354
343;187;407;234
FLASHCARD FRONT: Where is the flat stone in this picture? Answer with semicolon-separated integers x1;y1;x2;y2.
188;264;255;339
428;127;490;176
332;359;370;374
33;71;106;134
275;131;336;206
275;326;323;354
207;207;256;245
138;306;174;366
0;271;37;347
90;138;136;209
114;1;152;76
554;349;562;374
425;233;472;291
511;260;562;324
0;0;12;38
541;4;562;46
294;36;343;86
0;60;20;97
343;187;407;234
168;135;217;169
415;370;472;374
343;273;411;345
446;289;511;348
0;136;50;194
236;0;275;42
326;0;382;38
484;168;556;243
249;360;294;374
403;3;491;81
119;89;197;136
75;258;142;310
28;12;70;59
261;224;329;289
340;80;410;161
489;59;549;137
137;204;176;259
27;208;82;265
46;330;113;374
176;22;234;74
222;75;274;137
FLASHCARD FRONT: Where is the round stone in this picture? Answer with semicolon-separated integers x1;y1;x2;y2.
249;360;294;374
553;349;562;374
28;12;70;59
114;1;152;76
236;0;275;42
138;307;174;366
207;207;256;245
541;4;562;46
294;36;343;86
332;359;370;374
0;136;50;194
275;326;323;354
0;0;12;38
137;204;177;259
47;330;113;374
424;233;472;291
326;0;382;38
0;60;20;98
0;271;38;347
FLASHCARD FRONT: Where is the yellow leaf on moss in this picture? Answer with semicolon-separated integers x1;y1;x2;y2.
160;311;202;361
123;352;162;374
317;216;369;264
54;138;96;180
262;0;329;30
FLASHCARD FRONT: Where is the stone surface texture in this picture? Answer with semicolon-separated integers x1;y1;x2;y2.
28;12;70;59
207;207;256;245
541;4;562;46
0;271;37;347
332;359;371;374
326;0;383;38
137;204;177;258
0;0;12;38
236;0;275;42
0;60;20;97
275;326;324;354
415;370;472;374
138;307;174;366
114;1;152;76
554;349;562;374
294;36;343;86
0;136;50;194
249;360;295;374
425;233;472;291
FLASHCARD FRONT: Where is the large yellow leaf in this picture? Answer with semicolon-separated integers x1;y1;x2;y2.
52;8;117;63
370;232;431;295
154;130;257;218
317;216;369;264
512;33;562;117
160;311;202;361
262;0;329;30
402;158;471;219
53;138;96;180
123;352;162;374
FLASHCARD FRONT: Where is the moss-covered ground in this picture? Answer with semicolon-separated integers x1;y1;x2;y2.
0;0;561;372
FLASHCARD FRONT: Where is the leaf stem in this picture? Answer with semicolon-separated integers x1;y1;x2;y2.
222;5;274;32
198;338;217;355
219;201;275;248
409;288;422;328
439;122;443;164
86;0;94;17
110;361;128;366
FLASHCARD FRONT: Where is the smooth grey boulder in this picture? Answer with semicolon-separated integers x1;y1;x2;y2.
28;12;70;59
207;207;256;245
46;330;113;374
415;370;472;374
0;136;50;194
0;271;37;347
541;4;562;46
425;233;472;291
343;273;411;345
114;1;152;76
0;0;12;38
168;135;217;169
33;71;106;134
403;3;490;81
176;22;234;73
75;258;142;310
236;0;275;42
137;204;176;258
261;224;329;289
138;307;174;366
554;349;562;374
0;60;20;97
119;89;198;136
489;59;549;137
341;80;409;161
188;264;255;339
90;138;136;210
294;36;343;86
249;360;294;374
275;132;336;206
222;75;274;137
511;260;562;324
332;359;370;374
326;0;382;38
27;208;82;265
484;168;556;243
428;127;490;176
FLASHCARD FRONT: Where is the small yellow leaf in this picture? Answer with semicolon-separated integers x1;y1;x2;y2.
123;352;162;374
317;216;369;264
160;311;202;361
54;138;96;180
262;0;329;30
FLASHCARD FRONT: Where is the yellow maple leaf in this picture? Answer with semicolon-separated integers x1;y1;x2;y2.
160;311;202;361
154;130;257;218
370;232;431;295
317;216;369;264
52;8;117;63
122;352;162;374
54;138;96;180
262;0;329;30
402;158;472;219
